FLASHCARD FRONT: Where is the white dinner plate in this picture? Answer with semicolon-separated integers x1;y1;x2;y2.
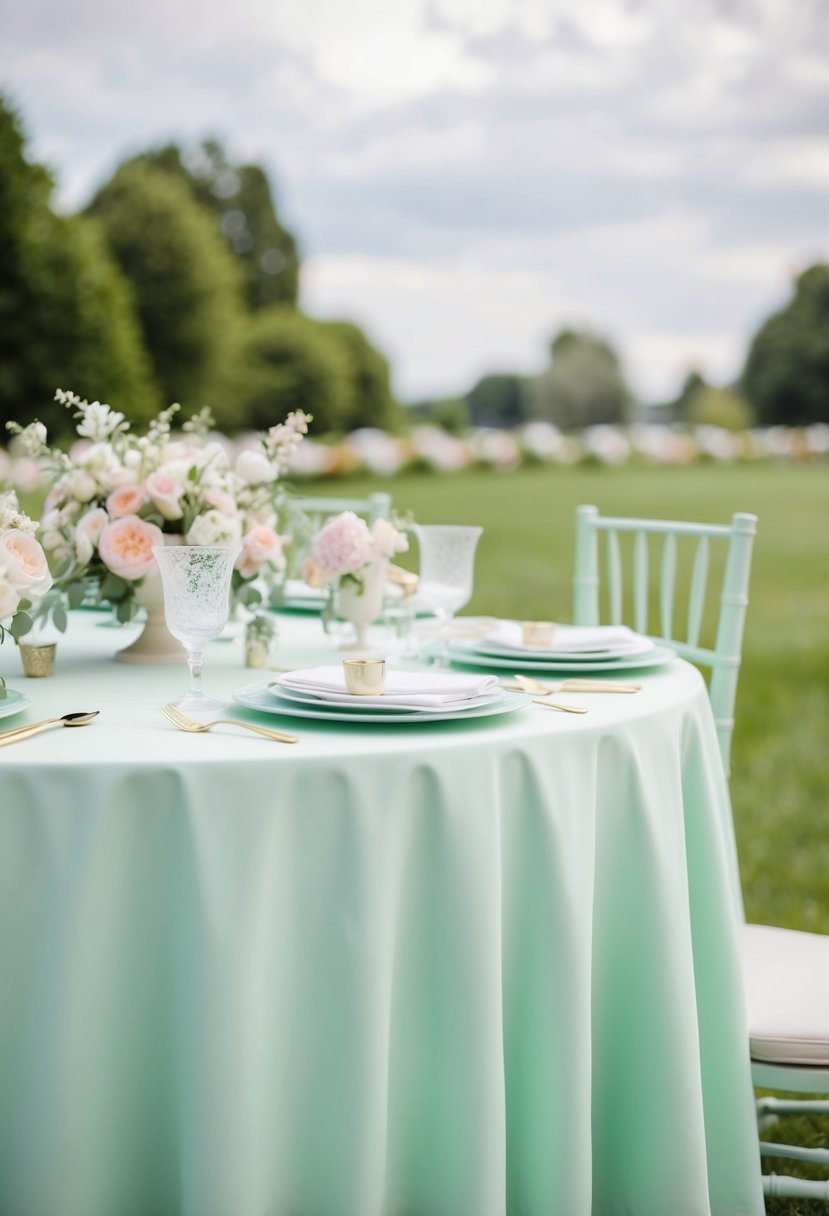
269;682;505;715
235;681;533;725
467;638;656;662
447;643;677;674
0;688;33;720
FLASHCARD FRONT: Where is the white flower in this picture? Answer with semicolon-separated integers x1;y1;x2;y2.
371;518;408;559
66;470;97;503
77;507;109;546
235;449;275;485
75;529;94;566
185;509;243;548
75;401;126;443
0;571;20;620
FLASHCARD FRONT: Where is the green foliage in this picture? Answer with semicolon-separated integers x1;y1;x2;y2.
528;328;634;430
0;96;158;436
686;384;754;431
317;320;403;432
743;263;829;425
466;372;530;427
87;161;245;424
408;396;471;435
237;306;351;432
131;140;300;309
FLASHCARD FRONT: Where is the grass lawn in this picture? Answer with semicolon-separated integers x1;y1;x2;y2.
308;460;829;1213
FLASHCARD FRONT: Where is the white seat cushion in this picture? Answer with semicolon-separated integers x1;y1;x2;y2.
742;923;829;1066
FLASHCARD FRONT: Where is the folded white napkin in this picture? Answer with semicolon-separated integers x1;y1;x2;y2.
274;666;500;710
485;621;655;656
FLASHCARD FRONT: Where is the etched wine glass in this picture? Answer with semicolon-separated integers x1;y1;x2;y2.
413;524;482;664
153;545;240;712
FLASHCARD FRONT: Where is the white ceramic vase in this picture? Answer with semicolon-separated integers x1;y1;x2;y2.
334;558;388;651
115;537;187;664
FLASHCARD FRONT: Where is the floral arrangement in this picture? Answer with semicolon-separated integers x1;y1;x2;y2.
0;491;53;641
300;511;408;592
7;389;309;626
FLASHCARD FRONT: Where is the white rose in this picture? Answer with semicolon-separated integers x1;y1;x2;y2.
75;530;94;567
145;470;185;521
234;449;275;485
66;470;97;503
371;518;408;559
185;509;243;548
0;530;53;598
199;441;230;471
105;465;139;490
0;573;20;621
77;507;109;546
160;441;188;464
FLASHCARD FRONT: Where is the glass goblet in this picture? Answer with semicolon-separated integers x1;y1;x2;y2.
152;544;240;712
413;524;483;664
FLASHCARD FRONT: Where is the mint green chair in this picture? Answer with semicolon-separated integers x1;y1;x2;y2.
291;491;392;525
742;924;829;1201
573;505;757;777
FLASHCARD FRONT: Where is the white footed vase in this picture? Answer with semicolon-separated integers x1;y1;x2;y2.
334;558;388;651
115;537;187;664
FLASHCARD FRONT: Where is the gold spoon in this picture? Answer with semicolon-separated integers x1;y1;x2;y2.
0;711;100;747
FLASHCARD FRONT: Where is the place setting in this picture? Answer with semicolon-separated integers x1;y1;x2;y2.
447;618;676;674
235;657;533;725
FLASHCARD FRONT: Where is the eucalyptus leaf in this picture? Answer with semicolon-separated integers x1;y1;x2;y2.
67;582;86;609
100;573;128;600
9;612;33;639
52;606;68;634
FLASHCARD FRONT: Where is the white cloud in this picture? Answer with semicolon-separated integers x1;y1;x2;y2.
1;0;828;404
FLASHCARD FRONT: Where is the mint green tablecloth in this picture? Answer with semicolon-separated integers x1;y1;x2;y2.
0;614;763;1216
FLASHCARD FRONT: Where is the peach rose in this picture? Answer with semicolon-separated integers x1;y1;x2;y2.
98;516;164;581
0;529;53;597
145;470;184;521
236;524;285;579
106;485;147;518
77;507;109;546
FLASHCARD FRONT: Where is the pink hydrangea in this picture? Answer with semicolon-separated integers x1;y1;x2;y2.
311;511;374;578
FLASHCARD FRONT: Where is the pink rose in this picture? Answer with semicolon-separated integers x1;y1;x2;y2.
98;515;164;581
145;471;184;521
0;529;53;597
311;511;374;578
204;487;237;517
236;524;285;579
106;485;147;518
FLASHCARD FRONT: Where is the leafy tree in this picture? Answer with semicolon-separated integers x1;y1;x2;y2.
0;96;157;436
686;385;753;431
528;329;634;430
743;264;829;425
87;161;244;423
317;320;403;433
465;373;530;427
237;307;351;433
132;141;300;309
408;397;471;435
668;370;708;424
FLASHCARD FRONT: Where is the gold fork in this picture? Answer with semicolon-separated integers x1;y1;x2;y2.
160;704;298;744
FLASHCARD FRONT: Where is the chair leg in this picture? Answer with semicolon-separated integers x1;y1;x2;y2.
757;1096;829;1202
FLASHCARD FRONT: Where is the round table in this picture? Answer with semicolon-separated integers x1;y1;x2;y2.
0;613;763;1216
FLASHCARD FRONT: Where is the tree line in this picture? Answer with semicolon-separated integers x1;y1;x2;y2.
2;91;826;441
0;95;403;439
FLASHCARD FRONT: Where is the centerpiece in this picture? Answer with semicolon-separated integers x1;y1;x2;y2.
300;511;408;649
8;389;309;661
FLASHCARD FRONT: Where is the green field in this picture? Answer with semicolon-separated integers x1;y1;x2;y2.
310;461;829;1212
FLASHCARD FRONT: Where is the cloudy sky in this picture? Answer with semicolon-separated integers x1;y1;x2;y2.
3;0;828;404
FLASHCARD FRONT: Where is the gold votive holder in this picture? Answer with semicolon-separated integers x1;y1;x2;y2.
343;657;385;696
19;642;57;678
521;621;556;648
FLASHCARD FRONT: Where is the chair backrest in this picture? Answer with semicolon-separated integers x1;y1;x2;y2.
573;504;757;776
291;491;392;525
